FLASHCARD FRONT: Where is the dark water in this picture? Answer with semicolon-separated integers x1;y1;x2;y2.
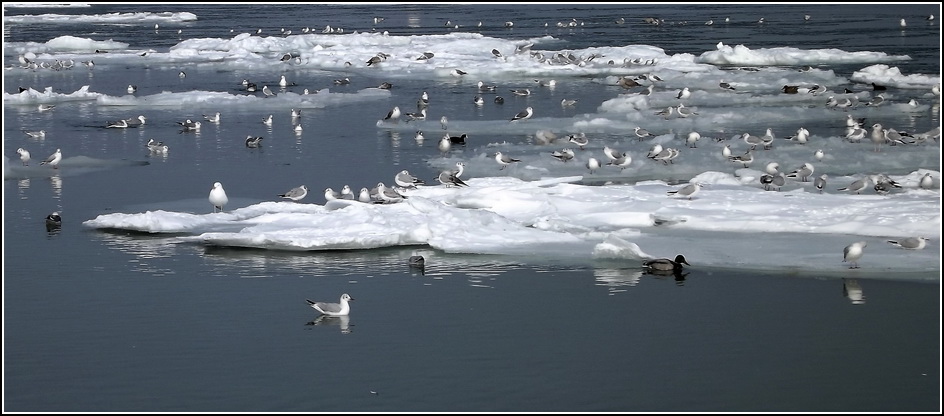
3;3;941;412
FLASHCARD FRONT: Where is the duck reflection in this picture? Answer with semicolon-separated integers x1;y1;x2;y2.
644;268;689;285
306;314;351;334
842;278;866;304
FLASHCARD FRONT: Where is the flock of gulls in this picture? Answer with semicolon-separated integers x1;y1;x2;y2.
11;12;940;285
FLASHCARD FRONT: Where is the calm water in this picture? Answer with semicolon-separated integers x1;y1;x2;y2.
3;3;941;412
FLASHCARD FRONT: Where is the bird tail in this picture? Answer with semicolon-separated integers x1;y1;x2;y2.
306;299;316;305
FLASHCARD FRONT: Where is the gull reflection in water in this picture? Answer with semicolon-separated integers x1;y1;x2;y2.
645;268;690;285
50;174;62;199
843;278;866;305
306;315;351;334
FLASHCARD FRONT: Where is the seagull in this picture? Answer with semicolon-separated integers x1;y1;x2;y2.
438;134;451;156
814;174;828;193
37;104;56;112
278;75;292;87
440;116;448;131
654;106;674;119
676;87;691;100
262;85;275;97
492;48;502;58
203;112;221;123
146;138;166;151
450;69;467;77
607;154;633;170
39;148;62;169
510;88;531;96
494;96;505;104
511;106;533;122
24;130;46;139
494;152;521;170
728;150;754;168
842;241;867;269
918;172;934;189
105;119;129;128
473;95;485;106
306;294;353;316
561;98;577;107
586;157;601;174
786;163;814;182
127;84;137;94
324;187;340;201
262;114;273;126
478;81;497;92
675;104;698;118
16;147;31;165
887;237;929;250
382;106;401;124
837;176;870;194
395;170;426;188
404;108;427;122
686;131;701;148
643;255;690;272
741;132;764;150
616;76;640;89
436;170;468;187
568;133;589;150
551;148;575;163
278;185;309;202
333;77;351;85
375;182;406;203
178;71;186;79
719;80;735;90
339;185;355;200
245;136;264;148
606;145;626;161
721;144;732;159
634;126;655;140
209;182;228;213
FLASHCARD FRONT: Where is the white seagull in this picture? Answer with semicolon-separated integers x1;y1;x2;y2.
209;182;228;212
16;148;31;165
842;241;867;269
278;185;309;202
40;148;62;169
494;152;521;170
306;293;353;316
887;237;929;250
511;106;533;122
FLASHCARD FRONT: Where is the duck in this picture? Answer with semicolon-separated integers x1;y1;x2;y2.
642;254;690;272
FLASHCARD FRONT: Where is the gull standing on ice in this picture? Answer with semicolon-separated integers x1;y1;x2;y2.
16;148;31;165
278;185;309;202
842;241;867;269
837;176;869;194
494;152;521;170
511;106;533;122
586;157;601;174
667;182;701;200
306;294;353;316
383;106;401;124
814;174;828;193
887;237;929;250
40;148;62;169
209;182;228;213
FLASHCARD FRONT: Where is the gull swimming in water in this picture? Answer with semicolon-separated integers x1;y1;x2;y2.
278;185;309;201
307;293;353;316
245;136;264;148
203;112;221;123
842;241;867;269
887;237;929;250
209;182;228;213
24;130;46;139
